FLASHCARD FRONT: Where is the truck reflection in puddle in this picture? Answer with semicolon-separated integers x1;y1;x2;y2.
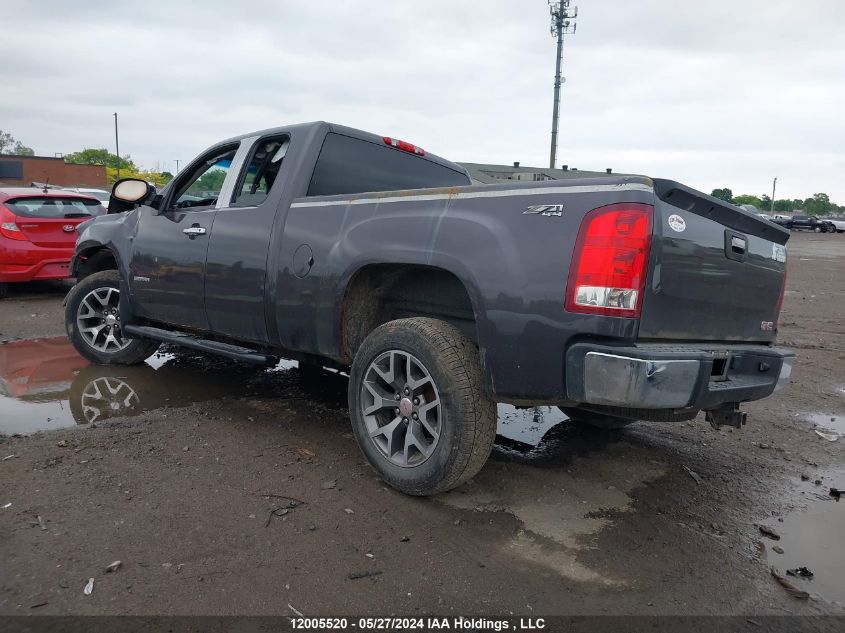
0;337;324;434
1;337;582;452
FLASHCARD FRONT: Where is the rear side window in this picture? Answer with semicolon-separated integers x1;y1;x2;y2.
306;133;469;197
231;136;289;208
5;196;105;218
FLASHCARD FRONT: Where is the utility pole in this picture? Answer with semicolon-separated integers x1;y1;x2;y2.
771;177;777;214
113;112;120;180
175;159;180;175
548;1;578;169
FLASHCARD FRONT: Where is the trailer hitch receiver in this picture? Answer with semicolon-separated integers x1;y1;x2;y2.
705;402;747;430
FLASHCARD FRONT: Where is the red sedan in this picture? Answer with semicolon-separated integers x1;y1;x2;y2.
0;188;106;298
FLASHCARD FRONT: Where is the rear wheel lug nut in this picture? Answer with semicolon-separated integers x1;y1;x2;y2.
412;398;419;405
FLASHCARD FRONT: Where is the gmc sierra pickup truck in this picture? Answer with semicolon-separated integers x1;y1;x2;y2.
64;121;794;495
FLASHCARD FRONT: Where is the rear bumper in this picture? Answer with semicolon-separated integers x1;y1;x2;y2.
566;342;794;410
0;259;73;282
1;240;74;283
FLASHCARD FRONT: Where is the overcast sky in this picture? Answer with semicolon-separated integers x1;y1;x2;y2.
1;0;843;201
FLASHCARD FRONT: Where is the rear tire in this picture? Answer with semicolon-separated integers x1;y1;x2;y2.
559;407;635;430
349;317;496;496
65;270;160;365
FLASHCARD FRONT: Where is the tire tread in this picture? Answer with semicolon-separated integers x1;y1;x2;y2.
350;317;496;495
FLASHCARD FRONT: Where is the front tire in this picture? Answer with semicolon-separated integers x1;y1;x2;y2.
65;270;160;365
349;317;496;496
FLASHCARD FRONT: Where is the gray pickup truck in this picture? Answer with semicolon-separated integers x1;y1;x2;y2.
64;121;794;495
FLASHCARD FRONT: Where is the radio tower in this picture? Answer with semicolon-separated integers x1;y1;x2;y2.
548;1;578;169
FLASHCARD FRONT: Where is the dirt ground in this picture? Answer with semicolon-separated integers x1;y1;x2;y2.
1;232;843;619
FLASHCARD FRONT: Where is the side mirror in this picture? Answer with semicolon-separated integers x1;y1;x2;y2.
109;178;155;214
113;178;151;203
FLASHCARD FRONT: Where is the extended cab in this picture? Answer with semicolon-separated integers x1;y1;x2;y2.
64;122;794;495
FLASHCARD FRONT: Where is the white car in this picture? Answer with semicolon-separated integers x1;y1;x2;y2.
65;187;111;210
828;219;845;233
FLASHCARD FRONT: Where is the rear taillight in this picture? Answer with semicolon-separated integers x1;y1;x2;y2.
383;136;425;156
565;203;653;318
0;205;27;241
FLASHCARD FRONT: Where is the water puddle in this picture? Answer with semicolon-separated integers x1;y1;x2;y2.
760;469;845;605
0;337;322;435
805;413;845;435
496;405;569;446
1;338;574;448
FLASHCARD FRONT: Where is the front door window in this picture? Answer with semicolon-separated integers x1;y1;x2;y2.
169;147;237;210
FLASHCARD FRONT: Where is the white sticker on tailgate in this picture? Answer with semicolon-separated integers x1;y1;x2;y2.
667;214;686;232
772;243;786;263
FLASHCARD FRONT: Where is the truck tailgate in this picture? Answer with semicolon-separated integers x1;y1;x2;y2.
638;180;789;343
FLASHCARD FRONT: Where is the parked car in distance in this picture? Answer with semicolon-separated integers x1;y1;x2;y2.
776;214;837;233
66;188;111;211
64;121;794;495
0;188;105;299
828;218;845;233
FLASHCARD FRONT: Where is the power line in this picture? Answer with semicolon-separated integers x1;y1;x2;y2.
548;1;578;169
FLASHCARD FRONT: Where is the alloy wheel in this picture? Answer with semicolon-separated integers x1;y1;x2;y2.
360;350;442;467
76;286;130;353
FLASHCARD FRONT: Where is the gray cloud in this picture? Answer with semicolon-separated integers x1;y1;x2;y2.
1;0;842;201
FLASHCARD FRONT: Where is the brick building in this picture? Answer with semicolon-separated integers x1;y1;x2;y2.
0;155;107;188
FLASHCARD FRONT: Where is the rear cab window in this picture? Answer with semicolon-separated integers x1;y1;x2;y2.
306;133;469;197
5;196;105;218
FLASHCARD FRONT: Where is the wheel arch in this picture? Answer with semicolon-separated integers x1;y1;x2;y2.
336;262;488;380
72;241;123;281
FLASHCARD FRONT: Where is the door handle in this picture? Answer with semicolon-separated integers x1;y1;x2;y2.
183;226;207;237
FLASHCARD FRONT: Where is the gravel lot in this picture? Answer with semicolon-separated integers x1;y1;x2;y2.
0;232;843;619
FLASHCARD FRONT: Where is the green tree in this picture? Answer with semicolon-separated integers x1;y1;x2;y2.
803;193;835;216
0;130;34;155
190;168;227;195
710;188;733;202
65;148;135;170
733;194;763;208
105;166;171;188
772;199;794;213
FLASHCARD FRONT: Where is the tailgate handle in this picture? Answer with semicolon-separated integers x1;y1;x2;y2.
724;230;748;262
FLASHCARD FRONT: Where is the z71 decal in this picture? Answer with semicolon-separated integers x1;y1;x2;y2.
524;204;564;217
